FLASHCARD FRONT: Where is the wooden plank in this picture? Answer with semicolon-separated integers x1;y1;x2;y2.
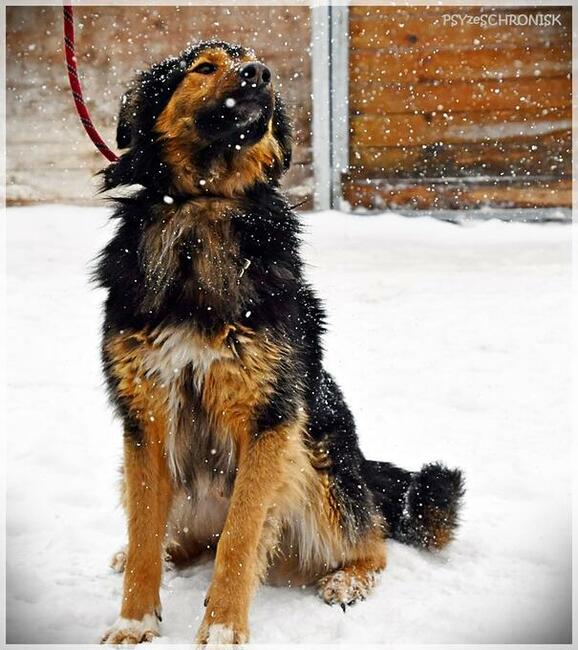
351;6;463;18
350;76;571;114
350;109;571;147
342;177;572;210
349;8;571;51
347;8;572;211
349;6;567;19
349;130;572;178
350;46;571;84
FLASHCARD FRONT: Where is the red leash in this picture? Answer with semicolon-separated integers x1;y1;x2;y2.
63;4;119;162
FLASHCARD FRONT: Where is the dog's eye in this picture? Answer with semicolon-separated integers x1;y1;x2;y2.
192;62;217;75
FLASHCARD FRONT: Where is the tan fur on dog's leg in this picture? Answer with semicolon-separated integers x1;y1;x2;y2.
195;423;299;645
102;437;172;644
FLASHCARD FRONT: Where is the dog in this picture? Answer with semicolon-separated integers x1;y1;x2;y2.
96;41;464;645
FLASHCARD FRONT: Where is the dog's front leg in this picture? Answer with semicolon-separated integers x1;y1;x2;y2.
102;436;173;644
195;423;295;645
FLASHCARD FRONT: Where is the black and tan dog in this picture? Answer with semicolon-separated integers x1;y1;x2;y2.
96;41;464;645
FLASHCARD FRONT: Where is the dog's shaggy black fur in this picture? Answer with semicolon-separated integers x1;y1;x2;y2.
96;41;464;644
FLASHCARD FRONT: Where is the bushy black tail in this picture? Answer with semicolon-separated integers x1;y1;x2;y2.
362;460;465;550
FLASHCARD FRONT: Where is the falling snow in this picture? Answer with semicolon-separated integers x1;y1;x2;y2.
4;4;572;644
6;205;571;644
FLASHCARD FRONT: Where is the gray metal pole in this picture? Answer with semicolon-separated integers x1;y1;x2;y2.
330;5;349;210
311;4;349;211
311;5;332;211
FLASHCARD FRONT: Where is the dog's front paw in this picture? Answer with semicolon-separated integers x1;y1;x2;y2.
195;578;250;644
101;614;159;644
196;622;248;645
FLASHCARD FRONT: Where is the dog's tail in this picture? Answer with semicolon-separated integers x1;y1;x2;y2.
362;460;465;550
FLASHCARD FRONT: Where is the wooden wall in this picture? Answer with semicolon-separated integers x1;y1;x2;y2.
344;6;572;210
7;6;572;211
6;6;312;206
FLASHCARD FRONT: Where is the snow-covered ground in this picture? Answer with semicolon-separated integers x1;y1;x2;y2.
6;206;572;645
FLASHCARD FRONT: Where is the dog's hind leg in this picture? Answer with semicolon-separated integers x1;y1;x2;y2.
268;451;387;609
316;528;386;610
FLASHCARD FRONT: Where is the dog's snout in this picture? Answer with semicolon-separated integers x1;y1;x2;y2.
239;62;271;87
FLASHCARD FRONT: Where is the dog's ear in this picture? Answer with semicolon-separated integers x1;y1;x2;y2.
272;92;293;172
116;85;138;149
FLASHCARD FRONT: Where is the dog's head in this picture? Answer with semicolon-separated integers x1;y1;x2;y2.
104;41;292;197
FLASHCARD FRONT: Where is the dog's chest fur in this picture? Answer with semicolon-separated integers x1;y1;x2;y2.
141;325;237;488
139;200;253;318
105;319;285;493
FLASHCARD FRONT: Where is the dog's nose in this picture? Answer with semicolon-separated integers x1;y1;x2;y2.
239;62;271;87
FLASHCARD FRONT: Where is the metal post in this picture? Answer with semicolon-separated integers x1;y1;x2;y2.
311;3;349;211
311;4;331;210
329;4;349;210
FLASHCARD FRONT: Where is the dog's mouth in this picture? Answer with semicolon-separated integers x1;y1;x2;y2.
194;87;273;148
228;97;266;129
227;82;272;115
